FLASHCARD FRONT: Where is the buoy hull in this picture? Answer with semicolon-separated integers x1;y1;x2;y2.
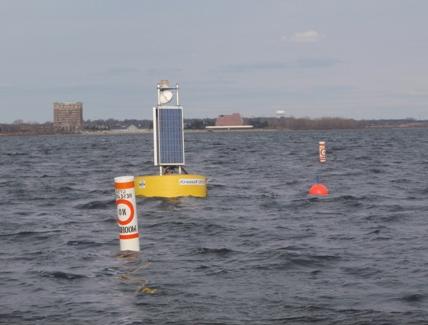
134;174;207;198
114;176;140;251
308;183;329;196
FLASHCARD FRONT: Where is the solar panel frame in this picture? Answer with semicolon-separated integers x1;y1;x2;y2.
153;106;185;166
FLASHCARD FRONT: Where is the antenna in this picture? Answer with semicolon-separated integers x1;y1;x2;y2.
153;80;184;175
157;80;177;105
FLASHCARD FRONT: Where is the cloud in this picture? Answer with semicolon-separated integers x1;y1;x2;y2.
285;30;324;43
402;89;428;97
90;67;142;79
221;58;340;74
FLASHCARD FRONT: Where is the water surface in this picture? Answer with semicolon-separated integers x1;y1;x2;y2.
1;128;427;324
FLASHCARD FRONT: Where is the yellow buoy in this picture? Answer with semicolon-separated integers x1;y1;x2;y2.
134;174;207;198
134;80;208;199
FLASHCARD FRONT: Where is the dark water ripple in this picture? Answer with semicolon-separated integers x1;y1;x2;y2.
1;128;428;324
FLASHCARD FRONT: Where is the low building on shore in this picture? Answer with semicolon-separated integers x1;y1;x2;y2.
206;113;253;130
106;124;150;134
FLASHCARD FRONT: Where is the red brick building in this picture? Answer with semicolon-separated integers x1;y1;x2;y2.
215;113;244;126
53;102;83;132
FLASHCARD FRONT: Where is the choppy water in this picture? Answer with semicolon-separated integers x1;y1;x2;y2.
1;128;428;324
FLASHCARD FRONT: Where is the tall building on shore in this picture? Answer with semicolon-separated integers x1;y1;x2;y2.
53;102;83;132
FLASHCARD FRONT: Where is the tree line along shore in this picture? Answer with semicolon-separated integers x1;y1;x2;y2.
1;117;428;136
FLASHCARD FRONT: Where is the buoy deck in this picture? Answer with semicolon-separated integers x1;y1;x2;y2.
134;174;207;198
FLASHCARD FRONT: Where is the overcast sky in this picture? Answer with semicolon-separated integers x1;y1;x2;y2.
0;0;427;122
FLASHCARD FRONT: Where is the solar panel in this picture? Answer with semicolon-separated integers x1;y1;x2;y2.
155;107;185;165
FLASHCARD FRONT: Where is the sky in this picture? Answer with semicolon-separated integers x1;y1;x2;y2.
0;0;427;122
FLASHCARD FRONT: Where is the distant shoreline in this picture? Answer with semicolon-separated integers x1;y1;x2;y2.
3;116;428;137
2;125;428;137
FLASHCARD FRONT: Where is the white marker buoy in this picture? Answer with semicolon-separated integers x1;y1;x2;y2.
319;141;326;163
114;176;140;251
309;141;329;196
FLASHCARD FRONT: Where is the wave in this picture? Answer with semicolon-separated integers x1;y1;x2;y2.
40;271;87;280
194;247;237;257
75;199;115;209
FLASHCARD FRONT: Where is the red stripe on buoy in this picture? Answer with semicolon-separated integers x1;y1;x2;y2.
119;233;139;240
116;199;134;225
115;181;135;189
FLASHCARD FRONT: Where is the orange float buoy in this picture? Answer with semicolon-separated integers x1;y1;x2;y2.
308;183;329;196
